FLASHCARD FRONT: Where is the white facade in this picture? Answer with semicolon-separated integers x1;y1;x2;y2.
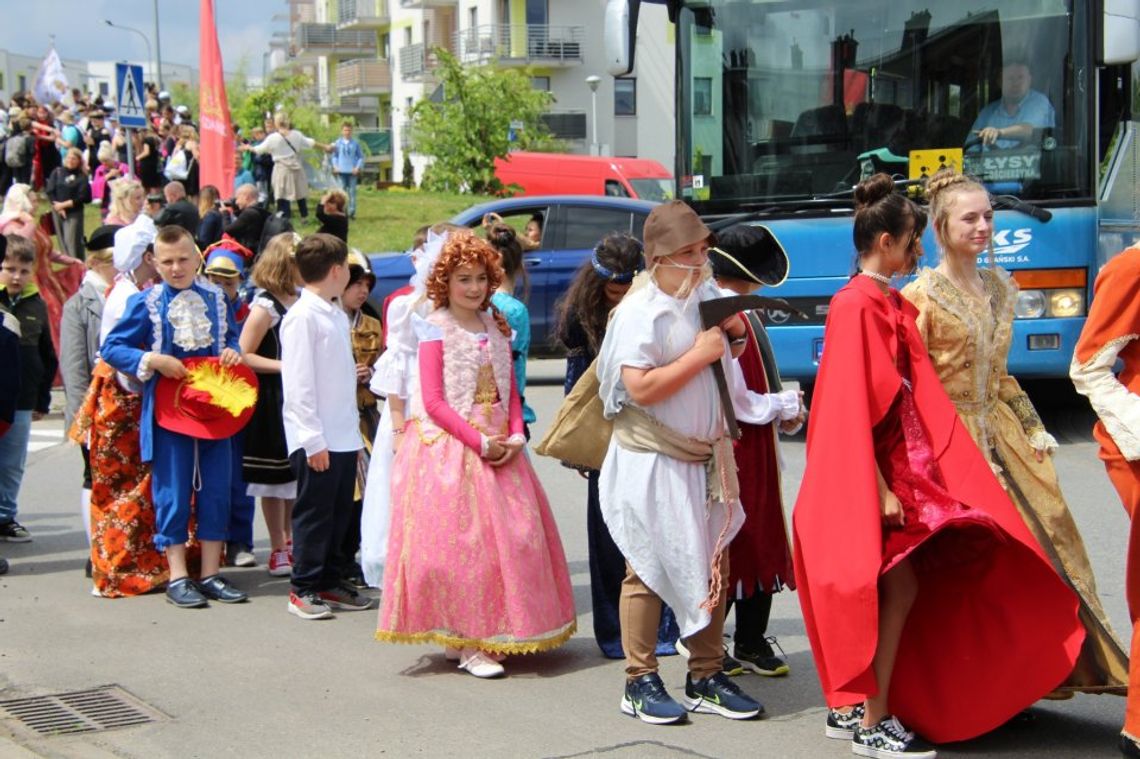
85;61;198;101
0;49;93;104
274;0;675;183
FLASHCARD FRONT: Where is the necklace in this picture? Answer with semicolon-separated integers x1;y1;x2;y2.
860;270;892;285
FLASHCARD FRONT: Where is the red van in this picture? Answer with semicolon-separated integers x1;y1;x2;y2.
494;151;674;201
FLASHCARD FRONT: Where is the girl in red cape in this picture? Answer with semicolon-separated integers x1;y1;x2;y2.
793;174;1083;758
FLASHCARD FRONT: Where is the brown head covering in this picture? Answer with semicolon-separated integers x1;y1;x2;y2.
642;200;713;262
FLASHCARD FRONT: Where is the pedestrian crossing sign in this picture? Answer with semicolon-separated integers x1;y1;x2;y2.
115;63;147;129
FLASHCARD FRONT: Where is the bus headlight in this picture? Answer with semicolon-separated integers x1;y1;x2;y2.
1048;289;1084;317
1014;290;1047;319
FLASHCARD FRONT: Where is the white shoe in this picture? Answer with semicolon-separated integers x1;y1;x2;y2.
458;649;505;679
675;638;690;658
234;550;257;568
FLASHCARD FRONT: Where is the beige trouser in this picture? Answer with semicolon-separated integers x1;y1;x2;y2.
620;554;729;680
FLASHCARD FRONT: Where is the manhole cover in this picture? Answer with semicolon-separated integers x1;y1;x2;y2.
0;685;166;738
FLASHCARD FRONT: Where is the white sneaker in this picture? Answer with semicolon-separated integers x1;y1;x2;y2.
234;550;257;568
458;649;505;679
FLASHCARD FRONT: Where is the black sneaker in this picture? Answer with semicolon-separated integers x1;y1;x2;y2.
735;636;790;677
196;574;249;604
166;577;209;608
853;716;937;758
0;557;8;575
722;653;746;677
0;521;31;542
682;672;764;720
621;673;687;725
1121;732;1140;758
825;703;865;739
318;582;373;611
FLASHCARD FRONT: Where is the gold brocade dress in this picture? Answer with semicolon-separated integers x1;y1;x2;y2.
351;311;383;499
902;267;1128;694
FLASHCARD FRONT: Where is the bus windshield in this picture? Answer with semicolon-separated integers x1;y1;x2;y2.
676;0;1093;214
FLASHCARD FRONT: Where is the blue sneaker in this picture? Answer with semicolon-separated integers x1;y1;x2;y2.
682;672;764;720
621;673;686;725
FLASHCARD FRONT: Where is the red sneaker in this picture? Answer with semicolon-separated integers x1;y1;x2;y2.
268;549;292;577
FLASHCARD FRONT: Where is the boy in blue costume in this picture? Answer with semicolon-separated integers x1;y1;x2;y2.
101;225;249;608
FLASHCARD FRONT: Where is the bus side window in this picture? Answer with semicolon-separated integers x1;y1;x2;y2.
605;179;629;197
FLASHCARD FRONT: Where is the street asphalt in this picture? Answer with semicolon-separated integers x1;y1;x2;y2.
0;367;1130;758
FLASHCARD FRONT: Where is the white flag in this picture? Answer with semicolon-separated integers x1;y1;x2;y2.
33;48;69;105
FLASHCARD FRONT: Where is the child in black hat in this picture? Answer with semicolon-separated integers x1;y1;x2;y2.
708;224;805;678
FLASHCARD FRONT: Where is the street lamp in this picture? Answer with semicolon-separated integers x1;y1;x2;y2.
104;19;154;87
585;74;601;155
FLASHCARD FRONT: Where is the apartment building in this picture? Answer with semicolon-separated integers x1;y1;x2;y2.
277;0;675;184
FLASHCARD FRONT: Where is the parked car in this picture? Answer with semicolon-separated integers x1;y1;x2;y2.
494;151;674;201
368;194;658;354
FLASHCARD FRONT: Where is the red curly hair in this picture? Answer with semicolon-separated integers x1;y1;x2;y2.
425;230;511;336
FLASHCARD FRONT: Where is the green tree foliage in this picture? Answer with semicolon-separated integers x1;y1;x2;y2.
409;50;559;194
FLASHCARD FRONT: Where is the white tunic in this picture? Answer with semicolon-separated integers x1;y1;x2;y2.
597;277;746;638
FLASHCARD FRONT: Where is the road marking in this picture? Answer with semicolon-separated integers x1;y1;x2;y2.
28;428;66;453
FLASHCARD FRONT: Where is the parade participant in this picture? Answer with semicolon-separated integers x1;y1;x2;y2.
101;225;250;609
202;246;256;568
486;223;535;436
359;224;451;589
1070;243;1140;758
552;232;681;660
902;169;1128;696
340;253;381;587
795;174;1083;757
281;233;371;620
0;234;56;543
45;148;91;260
596;201;762;723
707;224;803;677
239;233;299;577
70;216;169;597
0;236;15;573
104;177;145;227
60;225;120;556
242;113;332;221
374;231;575;678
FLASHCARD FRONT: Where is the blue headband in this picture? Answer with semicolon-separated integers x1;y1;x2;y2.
591;246;643;283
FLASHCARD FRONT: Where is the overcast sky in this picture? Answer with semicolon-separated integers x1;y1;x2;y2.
0;0;280;77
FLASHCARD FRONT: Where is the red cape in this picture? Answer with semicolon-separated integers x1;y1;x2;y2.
793;276;1082;742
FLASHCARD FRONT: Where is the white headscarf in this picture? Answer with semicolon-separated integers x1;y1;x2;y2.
408;228;449;296
113;214;157;273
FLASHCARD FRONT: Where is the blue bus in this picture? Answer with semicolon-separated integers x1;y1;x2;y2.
606;0;1140;390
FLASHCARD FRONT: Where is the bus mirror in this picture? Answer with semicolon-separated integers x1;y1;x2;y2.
1103;0;1140;64
604;0;641;77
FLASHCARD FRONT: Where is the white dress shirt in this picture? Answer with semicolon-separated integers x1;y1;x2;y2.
281;287;362;456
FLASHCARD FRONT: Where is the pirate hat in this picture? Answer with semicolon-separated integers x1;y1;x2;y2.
709;224;790;287
155;357;259;440
642;200;714;262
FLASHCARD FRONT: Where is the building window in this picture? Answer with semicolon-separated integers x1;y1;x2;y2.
99;81;110;97
404;27;413;46
531;76;550;91
0;73;4;91
693;77;713;116
615;78;636;116
18;74;27;93
469;6;478;30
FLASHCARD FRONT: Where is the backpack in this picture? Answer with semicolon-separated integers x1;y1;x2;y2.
257;212;294;255
5;133;29;168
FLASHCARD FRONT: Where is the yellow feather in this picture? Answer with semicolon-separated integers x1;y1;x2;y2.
187;362;257;417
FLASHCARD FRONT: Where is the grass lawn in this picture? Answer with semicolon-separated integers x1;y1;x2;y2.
82;187;474;254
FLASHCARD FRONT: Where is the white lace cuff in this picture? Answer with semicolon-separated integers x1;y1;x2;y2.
480;433;491;458
1029;430;1059;455
137;351;156;381
775;390;802;421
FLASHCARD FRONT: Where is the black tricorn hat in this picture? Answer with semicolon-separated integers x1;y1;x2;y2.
87;224;125;253
709;224;790;287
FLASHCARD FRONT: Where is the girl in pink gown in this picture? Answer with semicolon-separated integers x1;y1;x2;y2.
376;231;576;678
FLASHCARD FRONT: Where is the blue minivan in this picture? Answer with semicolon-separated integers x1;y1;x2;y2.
368;195;658;355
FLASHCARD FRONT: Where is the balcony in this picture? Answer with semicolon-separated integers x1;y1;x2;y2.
320;95;381;116
336;58;392;97
400;121;415;150
357;128;392;159
399;42;435;80
399;0;457;8
452;25;584;67
337;0;389;30
293;23;377;59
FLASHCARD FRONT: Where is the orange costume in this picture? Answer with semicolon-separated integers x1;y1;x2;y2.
1071;245;1140;745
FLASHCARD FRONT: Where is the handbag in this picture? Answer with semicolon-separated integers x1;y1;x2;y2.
163;149;189;181
534;356;612;471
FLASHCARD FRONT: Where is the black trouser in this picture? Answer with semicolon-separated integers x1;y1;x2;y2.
80;445;92;489
338;498;364;579
727;590;774;652
289;449;357;595
276;197;308;219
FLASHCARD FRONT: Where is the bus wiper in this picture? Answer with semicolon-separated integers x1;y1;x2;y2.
991;194;1053;223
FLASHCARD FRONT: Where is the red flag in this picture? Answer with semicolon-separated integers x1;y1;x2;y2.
198;0;234;196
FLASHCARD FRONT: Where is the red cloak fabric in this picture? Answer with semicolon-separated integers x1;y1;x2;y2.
793;276;1082;743
729;315;795;593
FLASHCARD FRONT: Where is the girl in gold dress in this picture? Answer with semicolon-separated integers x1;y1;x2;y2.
901;169;1128;695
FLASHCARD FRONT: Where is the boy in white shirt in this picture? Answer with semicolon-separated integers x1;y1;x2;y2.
281;233;372;619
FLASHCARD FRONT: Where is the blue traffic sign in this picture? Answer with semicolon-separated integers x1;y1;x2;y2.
115;63;147;129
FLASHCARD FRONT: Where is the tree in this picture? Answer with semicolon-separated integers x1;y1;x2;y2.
409;50;559;194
